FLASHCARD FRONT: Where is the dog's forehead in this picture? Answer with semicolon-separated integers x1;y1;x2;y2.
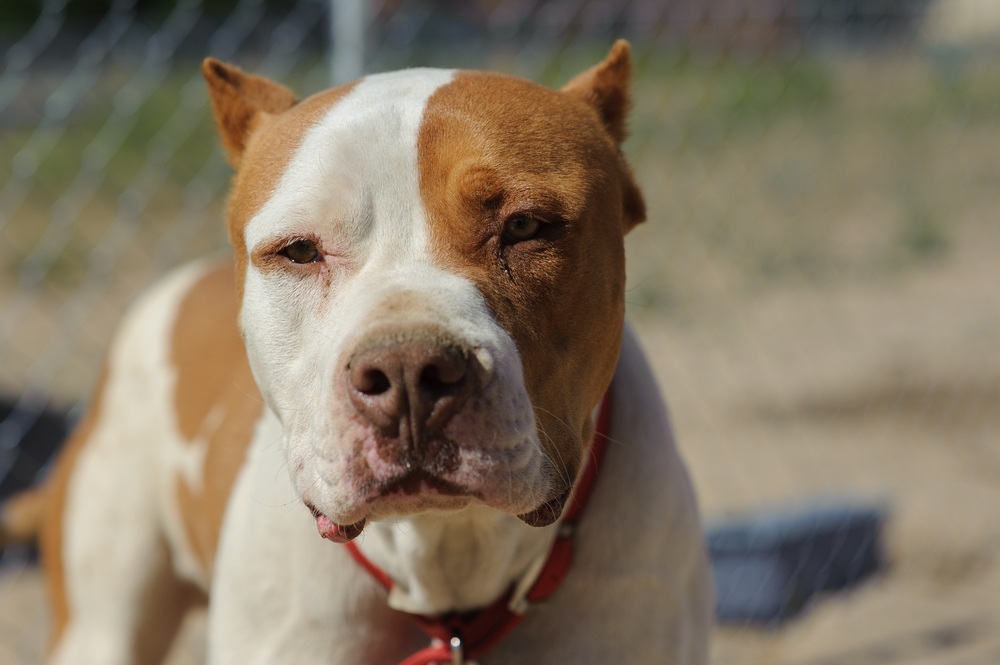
234;68;602;254
239;68;455;253
418;71;613;225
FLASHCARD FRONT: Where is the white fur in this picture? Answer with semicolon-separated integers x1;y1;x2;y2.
209;408;437;663
174;402;222;493
357;496;560;615
242;68;454;259
207;408;365;663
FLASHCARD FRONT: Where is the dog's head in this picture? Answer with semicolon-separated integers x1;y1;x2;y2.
203;42;645;541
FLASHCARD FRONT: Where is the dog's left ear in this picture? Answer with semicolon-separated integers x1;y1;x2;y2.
202;58;299;169
562;40;646;232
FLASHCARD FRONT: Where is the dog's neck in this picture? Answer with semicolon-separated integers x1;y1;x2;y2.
356;504;559;615
340;395;607;616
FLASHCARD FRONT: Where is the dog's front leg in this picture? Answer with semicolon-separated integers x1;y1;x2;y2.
206;409;424;664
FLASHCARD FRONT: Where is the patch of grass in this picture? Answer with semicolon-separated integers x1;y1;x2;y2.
700;56;831;122
899;205;949;260
635;49;835;144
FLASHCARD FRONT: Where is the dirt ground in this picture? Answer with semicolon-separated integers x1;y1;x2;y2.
645;236;1000;665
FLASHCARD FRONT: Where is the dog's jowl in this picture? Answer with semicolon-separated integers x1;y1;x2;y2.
25;41;713;665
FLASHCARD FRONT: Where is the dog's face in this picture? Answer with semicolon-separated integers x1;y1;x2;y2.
203;42;645;541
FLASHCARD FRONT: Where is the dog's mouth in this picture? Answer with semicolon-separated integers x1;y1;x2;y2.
371;468;473;499
306;470;480;543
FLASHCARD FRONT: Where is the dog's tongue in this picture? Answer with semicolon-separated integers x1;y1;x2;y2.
316;514;366;543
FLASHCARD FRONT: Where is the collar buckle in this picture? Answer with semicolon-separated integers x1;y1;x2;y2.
450;636;463;665
443;636;480;665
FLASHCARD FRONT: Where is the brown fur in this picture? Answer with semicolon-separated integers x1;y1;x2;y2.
38;309;227;662
561;40;633;145
171;262;262;576
0;486;47;546
561;40;646;232
417;44;645;507
201;59;299;169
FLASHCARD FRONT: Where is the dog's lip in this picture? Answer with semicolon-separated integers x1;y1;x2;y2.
370;468;478;500
516;483;573;527
304;471;477;543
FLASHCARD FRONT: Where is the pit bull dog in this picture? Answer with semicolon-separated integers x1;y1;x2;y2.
28;40;712;664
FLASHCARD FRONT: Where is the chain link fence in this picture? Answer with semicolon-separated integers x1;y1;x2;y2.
2;0;1000;662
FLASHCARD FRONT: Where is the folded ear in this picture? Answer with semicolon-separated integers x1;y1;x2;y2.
618;164;646;233
202;58;299;169
561;39;633;145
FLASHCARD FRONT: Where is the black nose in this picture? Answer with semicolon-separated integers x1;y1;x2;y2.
347;334;473;447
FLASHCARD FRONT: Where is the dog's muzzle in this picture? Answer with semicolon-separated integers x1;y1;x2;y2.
346;330;482;471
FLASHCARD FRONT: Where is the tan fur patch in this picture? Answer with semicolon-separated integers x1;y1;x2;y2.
417;64;641;501
171;262;263;576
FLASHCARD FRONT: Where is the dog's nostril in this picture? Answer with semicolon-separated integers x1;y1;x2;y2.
357;369;391;395
421;354;467;391
349;357;394;396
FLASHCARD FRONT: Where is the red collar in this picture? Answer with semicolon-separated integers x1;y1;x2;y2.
345;388;614;665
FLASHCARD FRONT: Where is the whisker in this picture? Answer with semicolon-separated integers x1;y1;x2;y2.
232;380;266;406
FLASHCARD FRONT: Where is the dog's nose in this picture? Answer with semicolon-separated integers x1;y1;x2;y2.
347;336;474;443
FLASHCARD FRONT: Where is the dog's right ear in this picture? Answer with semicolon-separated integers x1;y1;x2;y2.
202;58;298;169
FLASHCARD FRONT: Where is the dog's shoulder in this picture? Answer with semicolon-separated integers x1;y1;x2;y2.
163;260;263;577
101;258;263;581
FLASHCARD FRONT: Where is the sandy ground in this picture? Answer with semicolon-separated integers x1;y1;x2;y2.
1;226;997;664
644;238;1000;665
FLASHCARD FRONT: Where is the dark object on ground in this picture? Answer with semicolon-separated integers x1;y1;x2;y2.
0;398;72;558
707;502;885;624
0;398;70;501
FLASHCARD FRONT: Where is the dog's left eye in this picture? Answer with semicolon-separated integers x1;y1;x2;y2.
281;240;320;264
502;215;541;244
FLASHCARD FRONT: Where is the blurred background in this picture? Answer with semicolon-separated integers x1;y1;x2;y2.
1;0;999;662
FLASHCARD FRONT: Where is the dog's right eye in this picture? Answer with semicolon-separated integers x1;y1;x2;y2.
280;240;320;264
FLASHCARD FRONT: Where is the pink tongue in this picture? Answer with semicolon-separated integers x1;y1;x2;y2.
316;514;366;543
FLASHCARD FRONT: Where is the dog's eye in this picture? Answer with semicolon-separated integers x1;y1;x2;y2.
502;215;541;244
281;239;320;264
